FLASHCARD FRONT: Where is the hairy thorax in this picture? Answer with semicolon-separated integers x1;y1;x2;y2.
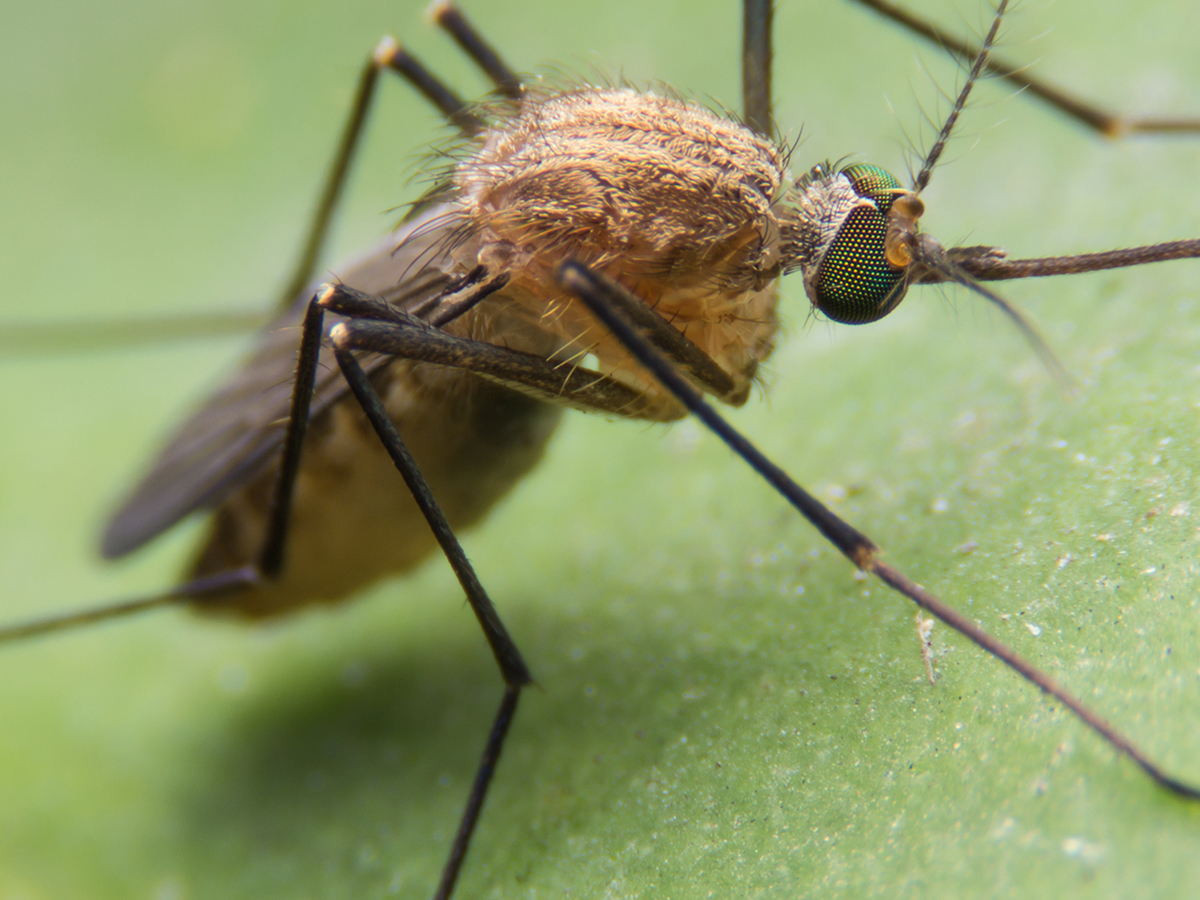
449;87;791;408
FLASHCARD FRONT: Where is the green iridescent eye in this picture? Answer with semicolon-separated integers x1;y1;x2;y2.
813;163;908;325
841;163;901;210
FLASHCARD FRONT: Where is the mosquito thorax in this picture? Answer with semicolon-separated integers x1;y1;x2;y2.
783;162;920;325
448;86;794;406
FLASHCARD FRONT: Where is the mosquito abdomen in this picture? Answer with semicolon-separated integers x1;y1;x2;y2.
190;363;563;618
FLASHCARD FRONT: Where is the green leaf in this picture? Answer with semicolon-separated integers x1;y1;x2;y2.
1;0;1198;897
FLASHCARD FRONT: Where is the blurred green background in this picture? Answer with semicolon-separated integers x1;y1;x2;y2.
1;0;1199;897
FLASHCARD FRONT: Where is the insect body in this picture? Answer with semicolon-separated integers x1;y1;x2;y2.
104;87;788;618
1;0;1199;897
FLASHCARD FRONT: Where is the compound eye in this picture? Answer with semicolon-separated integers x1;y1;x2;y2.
841;163;902;211
812;164;908;325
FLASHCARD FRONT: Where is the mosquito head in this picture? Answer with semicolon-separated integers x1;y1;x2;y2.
786;162;924;325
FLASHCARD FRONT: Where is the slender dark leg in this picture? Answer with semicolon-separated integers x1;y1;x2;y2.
431;1;523;99
0;568;259;643
280;3;528;311
0;310;271;355
255;298;326;577
557;259;1200;801
742;0;773;135
849;0;1200;137
334;349;530;685
275;38;489;310
0;290;341;642
278;4;530;309
0;268;525;644
375;38;485;132
435;686;521;900
0;286;347;640
334;348;531;897
321;282;737;412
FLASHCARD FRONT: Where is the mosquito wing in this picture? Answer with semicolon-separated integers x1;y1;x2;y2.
100;205;462;560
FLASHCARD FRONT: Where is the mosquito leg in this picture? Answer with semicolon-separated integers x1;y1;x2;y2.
320;282;735;419
0;310;272;356
375;38;486;133
742;0;773;135
335;275;738;401
1;277;536;896
434;685;521;900
334;347;531;899
557;259;1200;800
275;30;492;312
254;297;326;577
329;308;674;419
587;276;740;401
0;568;260;643
332;348;530;684
848;0;1200;137
430;1;523;99
0;287;337;641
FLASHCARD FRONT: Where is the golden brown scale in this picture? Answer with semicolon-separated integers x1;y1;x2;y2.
187;86;793;617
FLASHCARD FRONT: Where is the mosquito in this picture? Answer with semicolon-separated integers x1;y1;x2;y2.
1;0;1199;896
